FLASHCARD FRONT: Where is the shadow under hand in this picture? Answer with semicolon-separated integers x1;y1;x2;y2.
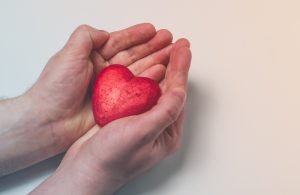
0;154;64;193
117;81;210;195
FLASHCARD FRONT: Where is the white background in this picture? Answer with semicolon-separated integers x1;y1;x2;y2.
1;0;300;194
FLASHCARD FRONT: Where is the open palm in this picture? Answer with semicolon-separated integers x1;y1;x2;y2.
32;37;192;195
27;23;173;150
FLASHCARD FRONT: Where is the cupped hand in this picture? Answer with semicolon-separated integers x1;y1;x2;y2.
31;39;192;195
26;23;173;151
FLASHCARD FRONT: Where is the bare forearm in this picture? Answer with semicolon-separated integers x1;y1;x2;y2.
30;158;122;195
0;94;62;176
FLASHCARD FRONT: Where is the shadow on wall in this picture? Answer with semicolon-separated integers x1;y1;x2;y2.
0;154;64;193
117;81;211;195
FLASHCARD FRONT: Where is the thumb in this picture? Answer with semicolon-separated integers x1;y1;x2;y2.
133;41;191;139
62;25;109;57
135;88;186;137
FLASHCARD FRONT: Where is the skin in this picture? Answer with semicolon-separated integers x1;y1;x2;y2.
0;23;191;194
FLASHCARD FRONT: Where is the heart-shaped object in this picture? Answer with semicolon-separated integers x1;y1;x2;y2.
92;64;161;127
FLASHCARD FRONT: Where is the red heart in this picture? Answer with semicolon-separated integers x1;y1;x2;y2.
92;64;161;127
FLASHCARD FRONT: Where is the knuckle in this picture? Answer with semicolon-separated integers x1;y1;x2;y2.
171;88;186;104
163;89;186;123
117;49;137;66
108;37;121;53
164;103;181;123
165;90;186;122
125;48;137;64
145;40;155;52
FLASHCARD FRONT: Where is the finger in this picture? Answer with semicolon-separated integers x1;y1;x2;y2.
63;25;109;57
139;64;166;82
99;23;156;60
164;38;192;90
164;109;185;152
134;40;191;138
135;88;186;139
90;50;106;74
172;38;190;48
128;44;173;75
109;29;173;66
139;39;191;89
164;110;184;141
153;110;184;158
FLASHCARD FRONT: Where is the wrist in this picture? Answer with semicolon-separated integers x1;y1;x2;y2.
0;93;63;175
25;89;71;153
31;155;123;195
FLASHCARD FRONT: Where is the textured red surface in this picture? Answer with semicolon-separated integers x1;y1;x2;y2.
92;64;161;127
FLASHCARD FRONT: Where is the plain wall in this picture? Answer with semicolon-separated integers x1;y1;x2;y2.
0;0;300;194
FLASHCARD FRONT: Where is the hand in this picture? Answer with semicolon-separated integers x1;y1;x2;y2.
31;39;192;195
0;23;173;175
26;24;173;151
